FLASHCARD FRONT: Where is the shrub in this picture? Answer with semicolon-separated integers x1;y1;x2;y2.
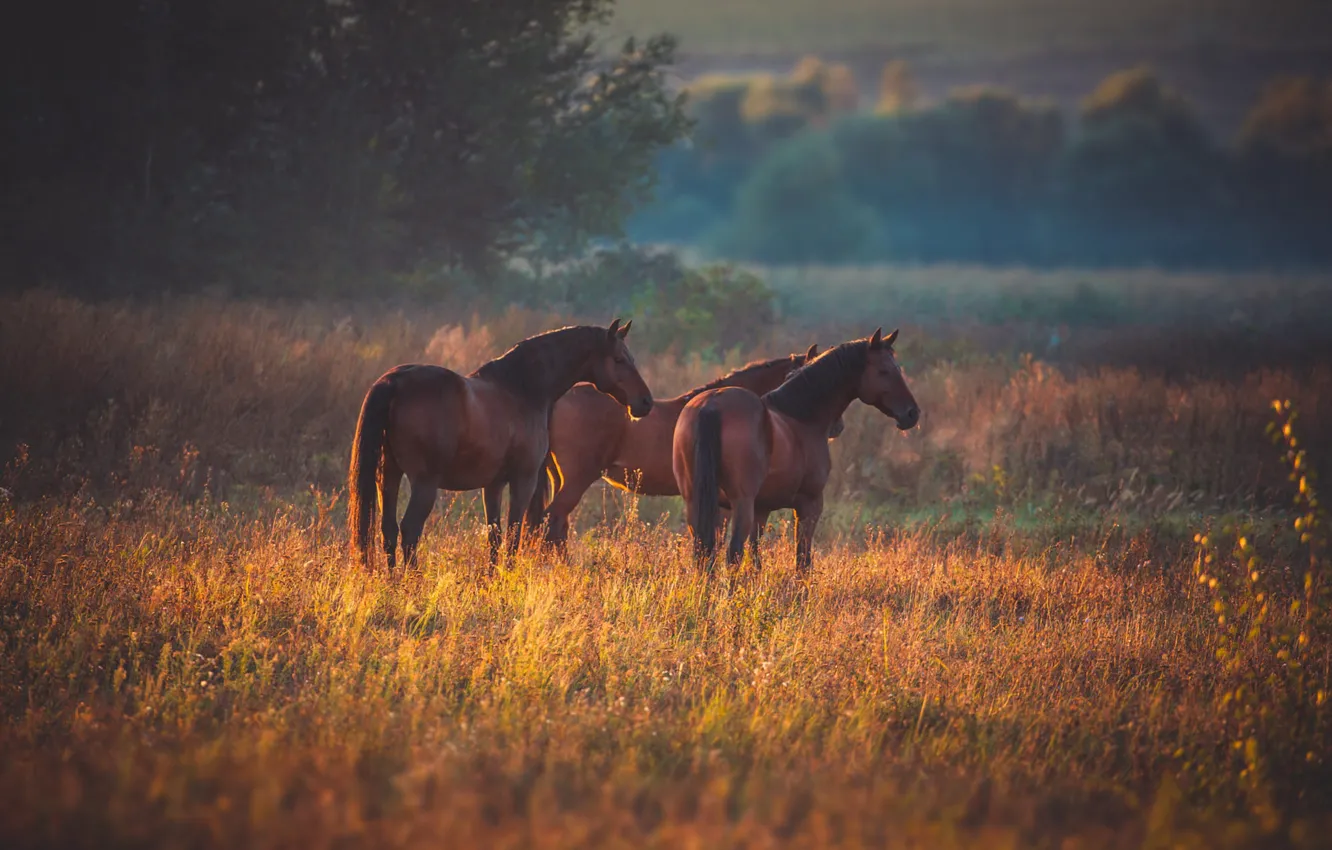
546;243;691;315
630;264;777;357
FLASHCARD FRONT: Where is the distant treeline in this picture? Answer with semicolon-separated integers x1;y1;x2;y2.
629;58;1332;270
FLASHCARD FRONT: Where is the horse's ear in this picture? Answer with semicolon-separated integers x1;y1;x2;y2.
805;343;819;360
617;319;632;339
869;327;884;349
884;328;900;348
607;318;622;340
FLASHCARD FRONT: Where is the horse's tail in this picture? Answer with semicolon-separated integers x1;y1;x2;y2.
347;374;397;562
690;405;723;564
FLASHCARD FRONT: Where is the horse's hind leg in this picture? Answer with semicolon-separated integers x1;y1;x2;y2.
380;453;403;571
727;499;755;567
544;464;601;549
399;477;438;570
749;510;770;571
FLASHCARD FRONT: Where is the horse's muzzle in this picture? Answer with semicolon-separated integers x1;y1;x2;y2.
896;405;921;431
630;397;654;419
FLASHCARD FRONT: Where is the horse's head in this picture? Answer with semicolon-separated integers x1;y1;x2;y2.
588;319;653;419
858;328;919;431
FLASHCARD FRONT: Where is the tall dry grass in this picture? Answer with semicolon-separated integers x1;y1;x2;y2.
2;292;1327;522
1;291;1330;847
2;491;1326;849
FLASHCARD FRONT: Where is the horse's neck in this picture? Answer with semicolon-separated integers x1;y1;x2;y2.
528;341;598;408
807;386;859;433
479;331;599;409
772;376;859;434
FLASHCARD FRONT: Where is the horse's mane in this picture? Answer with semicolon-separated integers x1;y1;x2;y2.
763;340;870;422
474;325;607;397
680;354;797;402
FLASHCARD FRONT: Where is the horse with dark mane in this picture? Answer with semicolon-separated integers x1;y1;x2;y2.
527;345;846;546
348;320;652;570
673;328;919;572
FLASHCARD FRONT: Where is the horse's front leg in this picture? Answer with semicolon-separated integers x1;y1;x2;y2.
506;469;542;558
792;493;824;574
482;483;504;566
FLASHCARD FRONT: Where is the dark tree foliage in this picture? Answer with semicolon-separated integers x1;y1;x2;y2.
710;132;880;264
1049;67;1237;266
1;0;690;293
1235;77;1332;265
832;88;1063;264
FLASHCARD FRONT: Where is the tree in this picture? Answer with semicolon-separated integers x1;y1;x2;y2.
1239;76;1332;163
875;60;921;115
1053;67;1234;265
1057;67;1220;213
0;0;690;291
709;132;882;264
831;87;1063;262
1234;77;1332;265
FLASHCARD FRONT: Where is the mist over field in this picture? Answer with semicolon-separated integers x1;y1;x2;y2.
2;1;1331;848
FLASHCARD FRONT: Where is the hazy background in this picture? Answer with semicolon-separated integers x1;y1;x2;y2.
597;1;1332;273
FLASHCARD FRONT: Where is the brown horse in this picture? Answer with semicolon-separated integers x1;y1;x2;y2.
348;320;652;570
528;345;845;546
673;328;920;572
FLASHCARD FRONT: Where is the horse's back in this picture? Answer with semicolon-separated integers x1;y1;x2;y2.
387;365;524;489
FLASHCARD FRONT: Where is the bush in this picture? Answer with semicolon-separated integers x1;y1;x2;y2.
631;264;777;358
530;245;775;358
544;244;690;315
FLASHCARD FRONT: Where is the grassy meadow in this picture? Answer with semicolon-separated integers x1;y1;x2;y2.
2;268;1331;848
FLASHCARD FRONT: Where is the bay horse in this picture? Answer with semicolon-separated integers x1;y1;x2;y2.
348;320;652;570
527;345;846;546
673;328;920;572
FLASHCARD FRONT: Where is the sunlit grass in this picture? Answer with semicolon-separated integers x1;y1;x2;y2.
3;492;1321;848
0;288;1329;847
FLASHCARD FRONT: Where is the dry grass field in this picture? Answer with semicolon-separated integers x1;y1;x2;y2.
1;284;1330;848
